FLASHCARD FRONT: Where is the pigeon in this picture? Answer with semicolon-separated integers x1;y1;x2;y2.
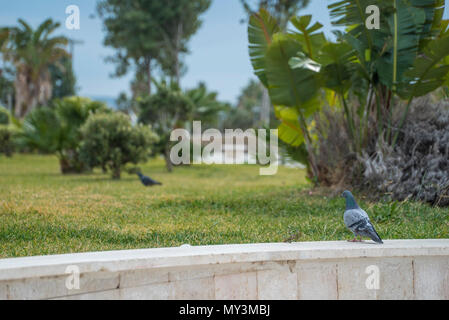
137;173;162;187
342;190;383;244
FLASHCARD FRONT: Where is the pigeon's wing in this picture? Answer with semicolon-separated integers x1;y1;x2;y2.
142;176;162;186
343;209;367;230
359;208;370;219
358;209;383;243
344;209;383;244
356;221;383;244
148;177;162;185
141;176;152;186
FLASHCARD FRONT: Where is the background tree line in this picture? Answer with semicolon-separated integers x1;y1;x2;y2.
0;0;270;177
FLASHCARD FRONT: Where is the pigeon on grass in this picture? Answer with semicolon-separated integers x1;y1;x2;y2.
137;172;162;187
342;190;383;244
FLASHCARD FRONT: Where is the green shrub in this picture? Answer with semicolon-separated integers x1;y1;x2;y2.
52;97;109;130
18;97;110;173
0;106;10;125
80;112;158;179
17;107;60;154
0;125;15;157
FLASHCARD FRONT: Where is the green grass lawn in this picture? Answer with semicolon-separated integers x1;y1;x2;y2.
0;154;448;258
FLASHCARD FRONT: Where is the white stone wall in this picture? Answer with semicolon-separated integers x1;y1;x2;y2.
0;240;448;300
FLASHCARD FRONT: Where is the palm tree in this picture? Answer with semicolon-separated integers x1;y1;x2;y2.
137;80;193;172
186;82;230;128
1;19;69;118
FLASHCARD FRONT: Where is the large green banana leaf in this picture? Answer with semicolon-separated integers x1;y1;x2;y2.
274;106;304;146
248;8;280;87
408;0;446;46
328;0;386;48
443;21;449;90
445;56;449;91
329;0;444;91
274;98;321;147
289;15;327;59
316;42;357;95
398;21;449;98
266;34;321;147
265;33;321;109
248;10;322;148
376;0;426;89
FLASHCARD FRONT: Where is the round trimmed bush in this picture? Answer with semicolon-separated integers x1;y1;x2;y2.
80;112;158;179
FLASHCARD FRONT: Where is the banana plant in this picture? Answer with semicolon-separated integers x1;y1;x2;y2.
248;1;449;182
249;10;325;177
393;20;449;145
329;0;447;143
186;82;230;127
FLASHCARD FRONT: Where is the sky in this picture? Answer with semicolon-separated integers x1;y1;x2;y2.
1;0;448;105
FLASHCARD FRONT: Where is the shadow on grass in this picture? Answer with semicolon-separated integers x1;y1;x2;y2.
68;176;139;183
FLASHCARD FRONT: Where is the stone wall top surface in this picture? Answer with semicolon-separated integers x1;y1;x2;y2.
1;240;448;281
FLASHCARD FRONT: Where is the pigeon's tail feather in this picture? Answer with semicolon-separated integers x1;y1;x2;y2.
368;226;383;244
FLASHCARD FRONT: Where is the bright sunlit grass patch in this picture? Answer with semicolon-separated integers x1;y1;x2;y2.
0;154;448;258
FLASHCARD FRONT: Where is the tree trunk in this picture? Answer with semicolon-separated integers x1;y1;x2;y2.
164;147;173;173
174;23;183;85
37;72;52;107
59;157;70;174
146;56;152;95
58;150;88;174
7;93;13;112
111;165;121;180
261;87;271;127
297;114;319;182
14;72;28;118
14;71;47;118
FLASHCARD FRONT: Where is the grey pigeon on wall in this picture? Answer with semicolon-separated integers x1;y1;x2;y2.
137;173;162;187
342;190;383;244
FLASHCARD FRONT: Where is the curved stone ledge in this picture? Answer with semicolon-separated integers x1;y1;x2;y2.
0;240;448;300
